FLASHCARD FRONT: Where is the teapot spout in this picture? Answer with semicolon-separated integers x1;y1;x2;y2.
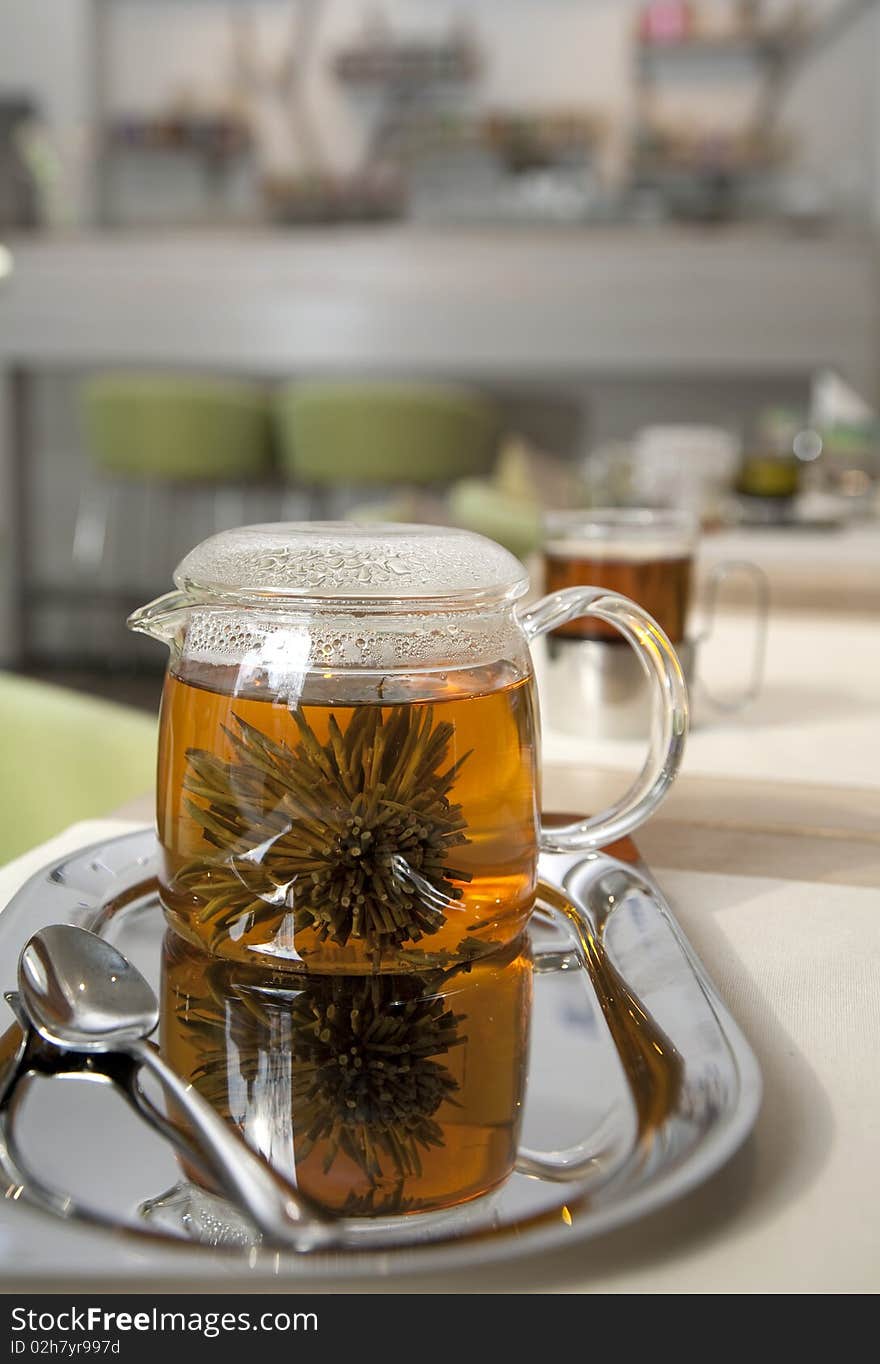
127;590;190;647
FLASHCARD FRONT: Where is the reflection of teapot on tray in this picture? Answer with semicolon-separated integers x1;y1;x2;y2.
161;931;532;1216
157;872;685;1223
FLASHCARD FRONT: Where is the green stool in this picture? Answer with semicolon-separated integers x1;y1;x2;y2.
449;478;543;560
75;374;273;574
274;382;501;515
0;673;156;864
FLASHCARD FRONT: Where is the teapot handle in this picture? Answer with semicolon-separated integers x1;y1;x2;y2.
519;587;689;852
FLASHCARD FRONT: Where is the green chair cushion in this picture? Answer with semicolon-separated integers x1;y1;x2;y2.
81;375;273;481
0;673;157;864
448;478;543;560
274;382;500;486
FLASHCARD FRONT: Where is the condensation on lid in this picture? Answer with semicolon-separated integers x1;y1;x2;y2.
173;522;528;603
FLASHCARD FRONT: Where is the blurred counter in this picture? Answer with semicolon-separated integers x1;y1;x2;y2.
698;521;880;612
0;227;876;385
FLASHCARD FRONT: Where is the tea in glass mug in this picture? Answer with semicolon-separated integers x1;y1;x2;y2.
130;523;687;974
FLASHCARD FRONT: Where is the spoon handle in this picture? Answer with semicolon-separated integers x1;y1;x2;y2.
125;1038;337;1252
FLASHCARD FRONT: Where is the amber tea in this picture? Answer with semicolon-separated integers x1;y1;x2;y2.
543;515;695;645
544;549;692;644
157;660;540;974
161;930;532;1216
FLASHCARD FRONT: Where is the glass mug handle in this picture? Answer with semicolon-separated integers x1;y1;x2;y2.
695;559;769;714
519;587;689;851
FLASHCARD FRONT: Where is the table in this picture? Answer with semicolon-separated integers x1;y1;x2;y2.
698;523;880;615
1;778;875;1294
2;815;875;1289
1;603;878;1291
541;607;880;887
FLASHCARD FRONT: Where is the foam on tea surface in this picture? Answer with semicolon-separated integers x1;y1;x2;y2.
544;537;689;563
181;608;526;672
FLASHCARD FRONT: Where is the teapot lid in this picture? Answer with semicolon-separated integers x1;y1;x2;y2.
173;522;528;605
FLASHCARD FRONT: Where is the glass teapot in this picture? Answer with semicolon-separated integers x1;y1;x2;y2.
130;523;687;974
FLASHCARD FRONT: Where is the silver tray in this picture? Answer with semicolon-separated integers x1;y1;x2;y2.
0;828;760;1281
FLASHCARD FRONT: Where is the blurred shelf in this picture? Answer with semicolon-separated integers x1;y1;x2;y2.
633;153;783;176
262;171;404;225
333;40;479;89
107;116;252;161
638;1;878;83
637;31;803;69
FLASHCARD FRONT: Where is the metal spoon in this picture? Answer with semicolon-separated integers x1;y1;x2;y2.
17;924;337;1252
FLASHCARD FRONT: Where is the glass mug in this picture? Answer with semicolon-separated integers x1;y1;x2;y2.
130;522;687;974
542;508;768;739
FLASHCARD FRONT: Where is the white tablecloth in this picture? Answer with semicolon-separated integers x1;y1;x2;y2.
699;522;880;611
0;821;877;1292
541;610;880;791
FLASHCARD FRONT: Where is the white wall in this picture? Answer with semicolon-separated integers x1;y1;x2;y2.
777;1;880;218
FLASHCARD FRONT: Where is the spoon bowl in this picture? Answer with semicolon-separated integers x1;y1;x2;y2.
18;925;158;1052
